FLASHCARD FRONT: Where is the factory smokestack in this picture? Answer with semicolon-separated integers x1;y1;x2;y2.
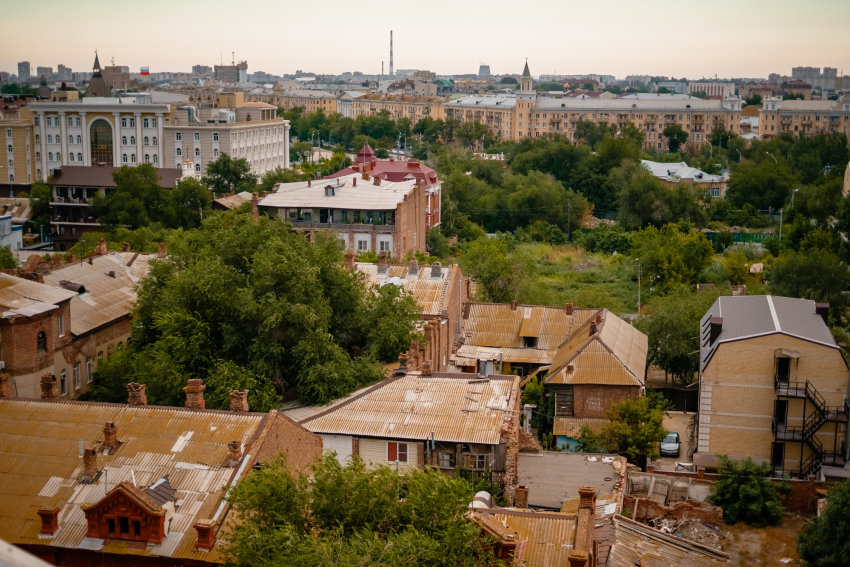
390;31;394;77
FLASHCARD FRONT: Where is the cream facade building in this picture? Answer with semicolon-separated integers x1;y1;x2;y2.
758;97;850;140
351;94;449;122
1;101;38;193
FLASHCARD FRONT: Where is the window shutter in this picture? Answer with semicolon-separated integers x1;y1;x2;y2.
387;442;397;462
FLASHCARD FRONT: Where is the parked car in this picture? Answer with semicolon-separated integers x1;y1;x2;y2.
660;432;680;457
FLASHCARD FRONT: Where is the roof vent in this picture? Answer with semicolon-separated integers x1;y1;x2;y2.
430;261;442;279
59;280;86;294
709;317;723;343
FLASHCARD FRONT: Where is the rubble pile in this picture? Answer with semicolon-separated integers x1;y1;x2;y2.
649;518;724;550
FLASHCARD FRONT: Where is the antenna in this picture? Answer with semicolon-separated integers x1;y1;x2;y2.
232;52;235;65
390;30;394;77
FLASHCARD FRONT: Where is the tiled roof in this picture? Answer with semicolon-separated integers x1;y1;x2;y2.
300;373;519;445
327;159;440;186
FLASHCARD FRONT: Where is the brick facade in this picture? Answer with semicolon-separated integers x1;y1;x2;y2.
572;384;640;418
622;495;723;525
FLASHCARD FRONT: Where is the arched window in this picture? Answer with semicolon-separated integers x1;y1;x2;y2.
213;149;219;157
144;154;150;163
122;136;127;145
69;154;75;162
47;135;53;144
152;137;157;146
152;154;158;164
194;148;199;156
131;154;136;163
36;152;40;160
123;154;128;163
90;119;114;166
48;152;53;161
176;148;182;156
130;136;135;145
78;153;82;162
195;163;201;172
144;137;149;146
37;331;47;353
77;135;81;144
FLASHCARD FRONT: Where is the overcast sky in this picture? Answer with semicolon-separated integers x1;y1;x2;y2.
3;0;849;80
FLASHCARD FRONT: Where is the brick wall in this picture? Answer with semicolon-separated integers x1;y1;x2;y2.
0;299;70;376
393;179;428;258
54;317;131;400
622;495;724;525
573;384;639;418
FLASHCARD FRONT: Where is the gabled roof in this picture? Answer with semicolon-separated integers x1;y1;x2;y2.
300;372;519;445
326;158;440;187
700;296;839;372
545;311;647;387
0;273;75;317
355;263;456;316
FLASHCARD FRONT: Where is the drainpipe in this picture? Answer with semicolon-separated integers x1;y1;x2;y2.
845;364;850;463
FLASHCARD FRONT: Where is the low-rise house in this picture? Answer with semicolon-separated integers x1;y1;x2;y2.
290;370;521;487
695;296;849;478
354;255;466;372
641;160;727;198
0;383;322;566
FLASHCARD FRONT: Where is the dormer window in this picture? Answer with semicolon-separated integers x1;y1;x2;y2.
325;185;335;196
523;336;537;348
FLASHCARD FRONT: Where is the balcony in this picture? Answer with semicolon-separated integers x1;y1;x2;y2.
52;216;99;225
289;221;394;234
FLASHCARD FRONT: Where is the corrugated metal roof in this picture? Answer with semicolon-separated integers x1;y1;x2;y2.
607;516;729;566
546;311;647;387
553;417;610;438
0;399;266;561
301;373;519;445
488;511;577;567
0;273;75;313
355;263;454;316
452;345;558;366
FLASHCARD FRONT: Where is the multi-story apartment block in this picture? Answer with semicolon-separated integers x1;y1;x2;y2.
1;96;38;196
689;82;735;99
351;94;448;122
758;97;850;139
444;62;741;150
215;61;248;84
36;67;54;80
17;62;30;80
695;296;849;479
275;89;339;114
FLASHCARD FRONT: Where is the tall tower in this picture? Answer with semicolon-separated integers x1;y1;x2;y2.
390;31;394;77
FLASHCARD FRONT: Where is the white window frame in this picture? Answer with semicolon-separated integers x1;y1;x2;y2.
387;442;408;463
60;371;67;396
86;356;93;383
58;315;65;337
74;362;81;390
176;132;181;141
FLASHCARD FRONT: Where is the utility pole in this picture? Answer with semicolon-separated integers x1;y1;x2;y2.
779;208;784;241
636;259;642;315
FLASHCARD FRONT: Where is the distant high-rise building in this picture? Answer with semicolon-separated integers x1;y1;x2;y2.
192;65;212;75
17;61;30;79
215;61;248;83
478;65;491;79
57;64;72;80
36;66;54;79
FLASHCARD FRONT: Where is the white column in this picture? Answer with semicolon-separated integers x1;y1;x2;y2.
283;123;290;168
156;113;163;168
59;111;68;166
38;112;47;178
80;112;88;166
135;112;142;167
112;112;120;167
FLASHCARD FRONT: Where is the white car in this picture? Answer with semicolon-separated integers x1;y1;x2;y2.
660;432;680;458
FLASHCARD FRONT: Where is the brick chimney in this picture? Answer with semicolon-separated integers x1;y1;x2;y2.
578;485;597;511
94;238;108;256
510;299;518;311
377;250;388;275
344;251;355;271
121;242;131;252
398;352;408;370
567;551;588;567
595;313;602;324
37;508;60;536
102;421;117;449
229;390;249;412
184;379;206;410
422;360;432;376
353;177;357;186
589;322;597;336
409;339;420;369
307;179;312;187
251;192;259;221
373;175;381;186
408;257;419;276
566;302;574;315
260;190;268;198
127;382;147;405
157;241;167;258
40;373;59;399
194;519;216;551
430;262;442;278
514;485;529;508
227;441;243;465
0;372;10;398
82;447;98;482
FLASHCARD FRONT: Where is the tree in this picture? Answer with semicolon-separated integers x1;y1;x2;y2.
459;237;533;303
258;166;309;193
614;163;706;230
29;181;52;231
797;479;850;567
426;227;451;258
767;248;850;324
222;454;505;567
364;284;422;362
201;152;257;195
726;159;797;210
662;124;689;152
171;178;211;229
598;396;667;465
707;455;789;526
88;164;179;230
0;246;17;269
456;121;488;149
744;93;763;106
499;77;518;84
635;286;721;383
630;224;714;294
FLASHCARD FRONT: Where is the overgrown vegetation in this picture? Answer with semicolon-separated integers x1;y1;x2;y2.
797;479;850;566
707;455;790;526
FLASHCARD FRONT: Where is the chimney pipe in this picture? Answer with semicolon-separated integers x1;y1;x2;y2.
815;303;829;326
121;242;131;252
229;390;249;412
127;382;147;405
373;176;381;186
430;262;442;278
589;322;597;336
40;373;59;399
307;179;311;187
183;379;206;409
157;241;167;258
82;447;98;482
194;519;216;551
377;250;388;275
514;485;529;508
251;192;259;222
102;421;117;449
353;177;357;186
227;441;243;465
0;372;10;398
566;302;574;315
344;251;355;271
38;508;61;536
511;300;518;311
422;360;432;376
408;257;419;276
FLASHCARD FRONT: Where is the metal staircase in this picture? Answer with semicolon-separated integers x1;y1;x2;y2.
773;378;848;479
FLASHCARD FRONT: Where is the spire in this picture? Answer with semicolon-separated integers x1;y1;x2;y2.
93;50;102;75
521;59;531;79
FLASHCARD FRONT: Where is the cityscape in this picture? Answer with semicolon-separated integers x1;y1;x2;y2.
1;3;850;566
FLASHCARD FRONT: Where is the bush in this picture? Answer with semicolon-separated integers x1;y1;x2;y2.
707;455;789;526
798;479;850;566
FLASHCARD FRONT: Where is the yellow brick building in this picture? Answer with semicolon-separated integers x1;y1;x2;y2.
695;296;848;479
759;97;850;140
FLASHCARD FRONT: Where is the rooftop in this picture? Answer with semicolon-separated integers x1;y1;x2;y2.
354;262;456;316
260;172;422;211
533;97;741;111
641;160;724;184
443;95;517;110
607;515;729;566
48;166;184;189
0;273;74;318
518;452;622;509
700;296;838;372
299;372;519;445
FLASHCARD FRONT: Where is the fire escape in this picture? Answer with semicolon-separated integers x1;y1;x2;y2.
772;357;848;479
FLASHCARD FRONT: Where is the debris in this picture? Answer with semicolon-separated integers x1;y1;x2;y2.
649;518;724;550
780;559;792;564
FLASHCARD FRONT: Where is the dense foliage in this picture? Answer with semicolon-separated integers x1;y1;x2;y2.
222;454;506;567
797;479;850;567
576;396;668;465
707;455;789;526
83;213;421;409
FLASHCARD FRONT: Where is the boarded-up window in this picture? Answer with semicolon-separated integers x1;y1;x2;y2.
387;442;408;463
555;387;574;417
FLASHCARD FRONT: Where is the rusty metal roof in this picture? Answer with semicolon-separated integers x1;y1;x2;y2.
483;510;577;567
455;303;597;366
0;273;75;314
300;373;519;445
0;399;267;562
41;255;137;336
452;345;558;366
546;311;647;387
607;515;729;566
355;263;456;317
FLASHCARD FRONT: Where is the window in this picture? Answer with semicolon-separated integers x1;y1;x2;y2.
57;152;61;162
69;153;75;162
34;117;39;127
176;147;182;156
144;154;150;163
152;154;158;164
438;452;456;468
121;118;127;128
213;132;219;142
195;163;201;172
123;154;128;163
387;442;408;463
194;148;199;156
46;117;52;127
86;356;93;383
78;152;82;162
194;132;200;141
144;136;149;146
213;148;219;157
133;520;141;537
119;516;129;535
60;371;67;395
75;117;81;127
176;132;181;141
466;454;487;470
129;118;135;127
151;118;157;128
143;118;149;128
58;315;65;337
357;239;367;251
131;154;136;163
74;362;81;390
35;134;39;143
379;241;390;251
47;135;53;144
107;518;116;535
76;135;81;144
8;174;13;183
152;136;157;146
68;135;73;144
122;136;127;145
37;331;48;352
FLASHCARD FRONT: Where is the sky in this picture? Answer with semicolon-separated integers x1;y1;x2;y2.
3;0;849;80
